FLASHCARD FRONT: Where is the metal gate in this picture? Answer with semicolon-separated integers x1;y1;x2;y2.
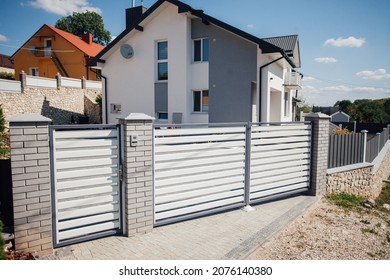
153;124;247;226
50;125;122;247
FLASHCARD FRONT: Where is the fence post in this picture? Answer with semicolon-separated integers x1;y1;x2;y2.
55;73;61;89
361;130;368;163
9;113;53;257
304;113;330;196
81;76;87;89
243;122;253;211
388;124;390;140
118;113;154;236
19;71;26;93
376;132;381;154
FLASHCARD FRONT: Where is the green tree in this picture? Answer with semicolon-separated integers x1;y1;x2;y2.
0;104;5;133
55;11;111;46
0;221;6;260
334;100;354;115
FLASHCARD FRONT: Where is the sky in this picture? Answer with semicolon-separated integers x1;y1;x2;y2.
1;0;390;106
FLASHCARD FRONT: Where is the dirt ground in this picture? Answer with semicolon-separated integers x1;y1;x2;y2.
247;197;390;260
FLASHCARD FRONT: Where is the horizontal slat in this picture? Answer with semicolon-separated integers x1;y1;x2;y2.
251;130;310;139
56;157;119;170
251;164;309;179
155;133;245;145
155;154;245;171
250;182;309;201
155;126;245;136
57;185;119;200
251;136;311;145
251;153;310;166
58;203;119;220
55;148;118;159
155;141;242;153
156;190;244;212
251;169;309;183
56;166;118;180
155;146;245;162
251;125;311;132
251;176;309;193
58;212;119;230
57;176;119;190
57;195;119;210
155;161;244;179
55;139;118;149
252;142;310;152
155;196;244;221
58;221;120;241
54;129;117;139
156;183;244;201
155;168;244;188
251;147;310;159
156;178;244;196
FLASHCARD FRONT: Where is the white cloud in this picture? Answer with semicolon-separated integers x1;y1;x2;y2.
356;68;390;80
247;24;255;29
302;76;317;82
322;85;390;94
324;36;365;48
0;34;8;42
314;57;337;63
26;0;102;16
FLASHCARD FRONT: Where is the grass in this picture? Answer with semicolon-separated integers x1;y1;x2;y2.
327;193;364;209
376;184;390;213
361;227;379;235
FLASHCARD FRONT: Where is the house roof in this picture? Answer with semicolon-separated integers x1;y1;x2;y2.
263;35;300;68
90;0;296;67
0;54;14;69
10;24;104;59
331;110;350;118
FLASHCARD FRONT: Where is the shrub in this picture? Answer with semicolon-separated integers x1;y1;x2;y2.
95;94;102;106
0;104;5;133
327;193;364;208
0;72;14;80
0;220;5;260
332;127;353;135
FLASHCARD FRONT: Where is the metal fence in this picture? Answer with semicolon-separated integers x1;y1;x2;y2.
328;125;390;168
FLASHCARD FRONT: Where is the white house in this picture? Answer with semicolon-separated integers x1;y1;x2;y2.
331;110;350;123
90;0;302;124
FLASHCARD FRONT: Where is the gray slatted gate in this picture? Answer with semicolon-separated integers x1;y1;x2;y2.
50;125;122;248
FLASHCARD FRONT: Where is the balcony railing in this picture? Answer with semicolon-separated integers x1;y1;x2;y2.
31;47;52;57
284;72;302;89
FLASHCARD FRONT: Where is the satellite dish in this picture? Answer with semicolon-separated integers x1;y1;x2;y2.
120;44;134;59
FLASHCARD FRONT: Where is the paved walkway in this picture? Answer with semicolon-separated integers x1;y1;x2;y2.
44;195;319;260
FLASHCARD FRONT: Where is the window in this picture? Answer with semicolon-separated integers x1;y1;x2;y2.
157;112;168;120
284;92;289;117
110;104;122;114
157;41;168;81
193;90;209;113
193;38;209;62
29;67;39;76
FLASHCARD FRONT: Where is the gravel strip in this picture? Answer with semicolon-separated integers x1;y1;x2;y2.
247;197;390;260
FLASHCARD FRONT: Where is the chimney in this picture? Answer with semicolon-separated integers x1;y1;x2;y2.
82;32;93;44
126;5;147;30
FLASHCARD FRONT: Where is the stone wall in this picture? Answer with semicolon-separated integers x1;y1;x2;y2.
326;141;390;199
84;93;101;124
0;87;101;125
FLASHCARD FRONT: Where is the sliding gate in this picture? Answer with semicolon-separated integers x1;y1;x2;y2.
50;125;122;248
153;122;311;226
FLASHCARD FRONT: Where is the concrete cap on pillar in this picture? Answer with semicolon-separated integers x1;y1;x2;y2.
9;114;52;123
121;113;155;121
304;112;331;119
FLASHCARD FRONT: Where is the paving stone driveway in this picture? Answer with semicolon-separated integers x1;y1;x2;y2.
44;195;318;260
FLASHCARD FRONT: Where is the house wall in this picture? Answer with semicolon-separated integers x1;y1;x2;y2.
331;112;349;123
13;25;98;81
192;19;257;123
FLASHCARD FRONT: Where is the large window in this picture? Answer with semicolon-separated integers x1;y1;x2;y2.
157;41;168;81
193;38;209;62
193;90;209;113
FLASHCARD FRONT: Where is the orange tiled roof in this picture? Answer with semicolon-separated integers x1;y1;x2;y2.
46;24;104;57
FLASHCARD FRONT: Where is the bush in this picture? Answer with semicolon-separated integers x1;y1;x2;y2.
0;72;15;80
0;220;5;260
0;104;5;133
95;94;102;106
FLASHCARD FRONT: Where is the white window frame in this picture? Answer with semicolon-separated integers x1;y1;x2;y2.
284;92;290;117
29;67;39;76
192;90;209;113
193;38;209;63
110;103;122;114
156;40;168;82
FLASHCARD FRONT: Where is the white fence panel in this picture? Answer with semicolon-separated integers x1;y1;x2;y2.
0;79;21;92
249;123;311;202
154;125;247;225
26;75;57;88
86;80;102;89
50;125;122;247
61;77;82;88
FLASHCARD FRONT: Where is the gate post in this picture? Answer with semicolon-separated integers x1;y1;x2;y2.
304;113;330;196
9;114;53;256
118;113;154;236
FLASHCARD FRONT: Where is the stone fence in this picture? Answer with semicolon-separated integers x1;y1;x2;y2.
0;73;102;125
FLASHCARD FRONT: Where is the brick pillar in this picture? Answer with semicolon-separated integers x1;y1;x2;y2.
9;114;53;256
305;113;330;196
118;113;154;236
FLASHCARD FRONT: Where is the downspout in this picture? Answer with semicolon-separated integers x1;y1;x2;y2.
258;56;284;122
91;68;108;124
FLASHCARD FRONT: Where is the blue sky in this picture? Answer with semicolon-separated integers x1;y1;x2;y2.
1;0;390;106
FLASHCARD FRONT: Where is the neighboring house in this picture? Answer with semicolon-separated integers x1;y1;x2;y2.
0;54;14;74
90;0;302;124
10;24;104;81
331;110;350;123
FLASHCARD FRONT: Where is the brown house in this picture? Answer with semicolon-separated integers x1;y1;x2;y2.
10;24;104;81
